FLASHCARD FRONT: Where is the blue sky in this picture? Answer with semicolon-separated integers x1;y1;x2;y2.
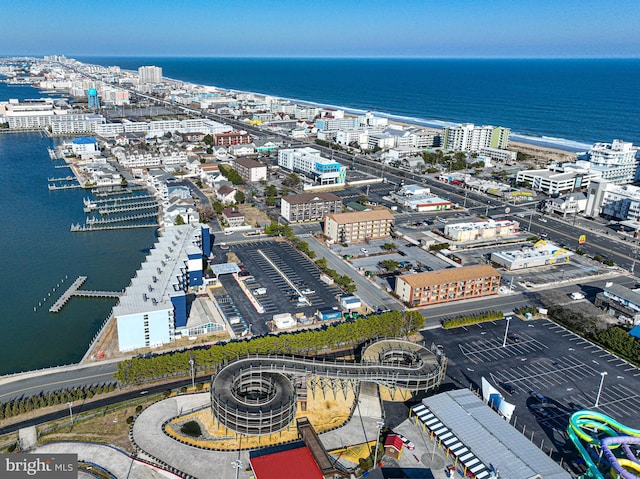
2;0;639;57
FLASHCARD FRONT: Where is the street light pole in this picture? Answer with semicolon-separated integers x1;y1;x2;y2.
189;357;195;390
373;420;384;469
66;402;73;424
502;316;511;347
528;209;533;232
594;371;608;407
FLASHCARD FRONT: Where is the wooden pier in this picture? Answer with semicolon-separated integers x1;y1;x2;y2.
49;276;87;312
49;276;121;313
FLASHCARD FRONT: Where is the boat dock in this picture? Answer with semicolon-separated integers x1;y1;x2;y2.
49;276;122;313
54;164;71;169
86;211;158;225
99;201;158;215
70;223;158;232
48;176;75;182
48;183;82;191
83;194;156;212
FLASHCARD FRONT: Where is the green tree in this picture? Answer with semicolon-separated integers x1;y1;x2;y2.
235;190;246;204
175;215;185;225
203;134;214;146
282;173;301;188
264;184;278;197
380;260;399;271
381;242;397;251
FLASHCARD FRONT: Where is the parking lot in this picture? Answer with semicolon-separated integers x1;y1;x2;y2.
424;316;640;468
212;240;342;336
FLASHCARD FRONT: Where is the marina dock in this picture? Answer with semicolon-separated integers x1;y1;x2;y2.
99;201;158;215
86;211;158;225
48;183;82;191
70;223;158;232
49;276;122;313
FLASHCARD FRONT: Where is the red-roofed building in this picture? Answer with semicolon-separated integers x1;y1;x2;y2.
250;444;325;479
384;434;404;460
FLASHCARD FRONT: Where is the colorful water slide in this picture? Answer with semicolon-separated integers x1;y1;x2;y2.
567;410;640;479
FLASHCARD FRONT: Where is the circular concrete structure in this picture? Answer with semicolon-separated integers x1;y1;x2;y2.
211;339;446;436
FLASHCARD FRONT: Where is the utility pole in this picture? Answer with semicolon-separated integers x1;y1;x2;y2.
189;356;195;390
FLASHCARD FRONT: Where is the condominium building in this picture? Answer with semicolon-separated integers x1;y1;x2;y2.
324;210;394;243
477;146;517;163
585;139;638;184
280;192;342;223
138;65;163;84
113;225;219;352
214;131;253;146
584;178;640;221
232;157;267;182
443;123;510;152
395;265;501;307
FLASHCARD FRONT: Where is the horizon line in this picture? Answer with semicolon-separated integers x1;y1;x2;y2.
3;54;640;61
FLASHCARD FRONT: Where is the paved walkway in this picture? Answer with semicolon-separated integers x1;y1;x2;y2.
131;390;388;479
34;442;182;479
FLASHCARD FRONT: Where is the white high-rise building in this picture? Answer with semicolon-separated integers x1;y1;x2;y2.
586;139;638;184
443;123;510;152
138;65;163;84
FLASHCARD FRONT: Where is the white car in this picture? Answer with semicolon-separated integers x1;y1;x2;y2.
224;231;234;236
360;248;369;254
395;433;415;450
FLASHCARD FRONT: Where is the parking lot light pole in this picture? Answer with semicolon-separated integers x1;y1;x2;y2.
502;316;511;348
594;371;608;407
373;420;384;469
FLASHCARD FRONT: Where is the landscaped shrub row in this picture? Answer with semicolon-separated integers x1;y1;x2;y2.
442;311;504;329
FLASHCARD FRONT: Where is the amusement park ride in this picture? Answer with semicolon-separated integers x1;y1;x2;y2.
567;410;640;479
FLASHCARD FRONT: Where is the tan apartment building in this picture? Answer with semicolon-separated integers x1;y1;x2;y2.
281;192;342;223
232;157;267;182
324;209;394;244
395;264;501;307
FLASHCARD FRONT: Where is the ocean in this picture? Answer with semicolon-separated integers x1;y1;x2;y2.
79;57;640;149
1;58;638;374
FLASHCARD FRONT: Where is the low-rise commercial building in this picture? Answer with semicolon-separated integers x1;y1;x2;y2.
324;209;394;244
280;192;342;223
490;240;572;270
595;283;640;325
445;220;520;242
412;389;571;479
232;157;267;182
395;264;500;306
516;167;598;196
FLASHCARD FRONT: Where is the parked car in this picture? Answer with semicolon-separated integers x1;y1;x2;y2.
395;433;415;450
508;333;521;343
499;382;516;394
360;248;369;254
529;403;550;418
529;391;549;405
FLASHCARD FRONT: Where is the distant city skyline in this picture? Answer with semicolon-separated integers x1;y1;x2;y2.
2;0;639;58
